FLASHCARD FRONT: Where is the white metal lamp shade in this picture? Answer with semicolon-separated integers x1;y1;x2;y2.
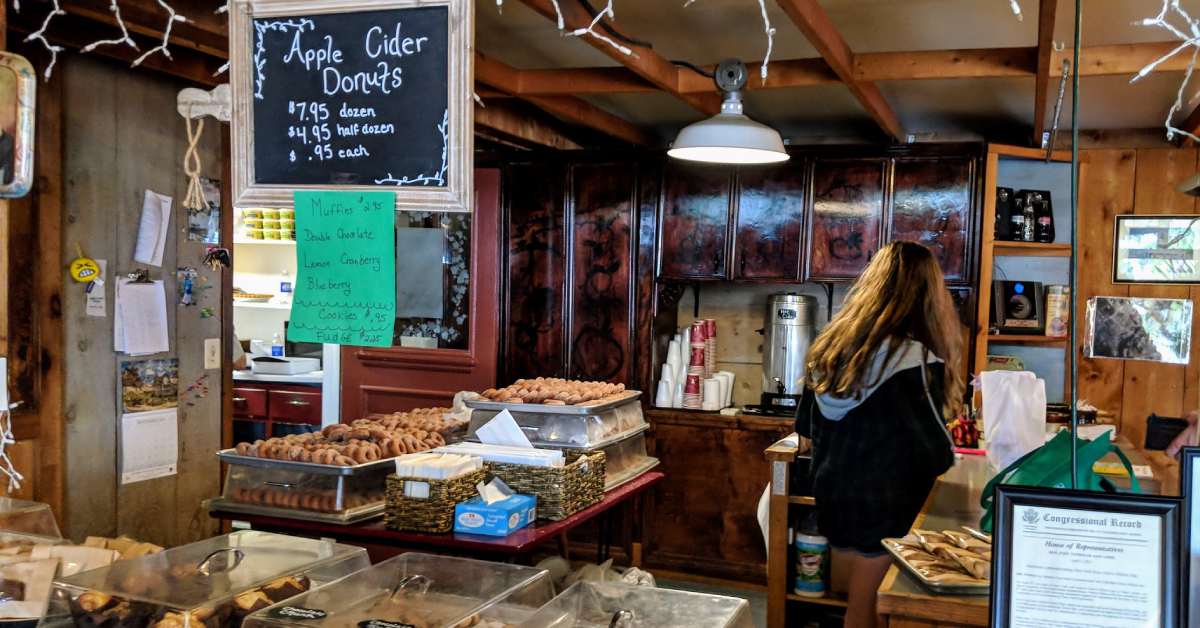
668;111;790;164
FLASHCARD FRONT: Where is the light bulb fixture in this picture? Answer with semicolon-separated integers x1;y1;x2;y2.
668;59;789;165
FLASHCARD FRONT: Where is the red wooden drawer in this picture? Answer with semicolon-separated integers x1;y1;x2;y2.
268;389;322;425
232;387;268;418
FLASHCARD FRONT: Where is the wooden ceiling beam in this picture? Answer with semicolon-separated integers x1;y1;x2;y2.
1032;0;1058;147
516;66;657;95
1055;42;1193;77
475;102;582;150
58;0;228;58
855;47;1036;81
516;0;721;115
775;0;904;141
476;53;655;145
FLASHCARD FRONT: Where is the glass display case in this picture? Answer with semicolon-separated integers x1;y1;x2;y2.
0;498;61;540
210;453;392;524
41;531;368;628
465;399;646;450
244;553;553;628
517;582;754;628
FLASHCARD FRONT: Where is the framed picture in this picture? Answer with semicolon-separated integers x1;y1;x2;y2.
990;485;1181;627
229;0;473;213
1084;296;1193;364
0;51;35;198
1182;447;1200;626
1113;214;1200;283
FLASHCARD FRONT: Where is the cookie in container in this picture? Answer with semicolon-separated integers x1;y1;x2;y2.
243;553;554;628
39;531;368;628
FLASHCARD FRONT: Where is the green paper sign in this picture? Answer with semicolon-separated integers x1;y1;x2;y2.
288;191;395;347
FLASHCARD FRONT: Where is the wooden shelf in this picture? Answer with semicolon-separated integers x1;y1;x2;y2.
788;495;816;506
985;334;1067;346
787;592;849;608
992;241;1071;257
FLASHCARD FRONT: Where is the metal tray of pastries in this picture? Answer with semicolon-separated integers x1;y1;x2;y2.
881;528;991;595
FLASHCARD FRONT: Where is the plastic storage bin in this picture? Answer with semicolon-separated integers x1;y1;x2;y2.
244;553;554;628
41;531;369;628
598;433;658;491
517;581;754;628
466;399;646;449
209;451;392;524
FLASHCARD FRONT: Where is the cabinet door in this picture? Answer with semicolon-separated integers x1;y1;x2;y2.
890;158;974;282
807;159;886;279
659;164;733;279
733;163;805;280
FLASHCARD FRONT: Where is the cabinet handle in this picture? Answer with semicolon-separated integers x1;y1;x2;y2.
232;397;247;403
286;399;311;406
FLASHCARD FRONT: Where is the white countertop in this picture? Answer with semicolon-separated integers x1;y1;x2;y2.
232;369;324;385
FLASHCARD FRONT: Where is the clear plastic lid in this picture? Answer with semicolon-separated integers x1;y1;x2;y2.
245;553;553;628
46;531;367;618
517;582;754;628
468;403;646;449
0;497;62;540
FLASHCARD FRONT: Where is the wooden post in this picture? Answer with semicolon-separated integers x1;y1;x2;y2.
765;437;799;628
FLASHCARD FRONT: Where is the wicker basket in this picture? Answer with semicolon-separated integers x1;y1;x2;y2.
385;468;486;533
486;451;605;521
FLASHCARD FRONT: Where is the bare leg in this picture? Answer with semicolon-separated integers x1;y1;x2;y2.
842;552;892;628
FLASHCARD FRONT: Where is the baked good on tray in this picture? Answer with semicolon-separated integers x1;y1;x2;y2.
232;407;464;467
480;378;628;406
886;529;992;587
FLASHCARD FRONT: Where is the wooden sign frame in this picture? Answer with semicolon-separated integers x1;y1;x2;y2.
230;0;473;212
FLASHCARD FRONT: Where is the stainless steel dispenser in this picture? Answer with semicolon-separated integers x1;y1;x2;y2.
756;293;817;415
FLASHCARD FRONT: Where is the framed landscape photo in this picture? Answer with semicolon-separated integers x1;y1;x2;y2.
990;485;1181;628
1113;215;1200;283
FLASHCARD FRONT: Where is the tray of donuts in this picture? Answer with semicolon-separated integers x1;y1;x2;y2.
469;378;641;414
209;462;392;524
219;407;459;475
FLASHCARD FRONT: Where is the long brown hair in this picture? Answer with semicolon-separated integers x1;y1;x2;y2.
806;241;964;416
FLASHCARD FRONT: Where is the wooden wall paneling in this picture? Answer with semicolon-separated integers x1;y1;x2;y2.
503;163;568;381
633;161;660;396
1119;149;1197;440
658;163;733;280
1074;150;1134;426
806;158;886;280
62;57;121;540
890;157;974;282
568;163;636;383
732;161;806;280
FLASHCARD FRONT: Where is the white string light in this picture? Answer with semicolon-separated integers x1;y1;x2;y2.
1133;1;1200;141
1008;0;1023;21
132;0;189;68
564;0;633;56
23;0;65;82
0;405;24;495
683;0;775;84
81;0;139;54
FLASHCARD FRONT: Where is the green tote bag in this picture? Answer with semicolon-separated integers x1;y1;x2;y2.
979;430;1141;533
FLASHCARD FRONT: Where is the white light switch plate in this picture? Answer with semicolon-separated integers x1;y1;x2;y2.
204;338;220;370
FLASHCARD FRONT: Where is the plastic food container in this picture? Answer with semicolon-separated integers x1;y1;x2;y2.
246;229;265;240
264;231;282;241
517;581;754;628
242;218;263;229
466;400;646;450
243;553;554;628
242;209;263;219
598;432;658;491
209;451;393;524
41;531;368;628
261;209;280;220
0;498;62;540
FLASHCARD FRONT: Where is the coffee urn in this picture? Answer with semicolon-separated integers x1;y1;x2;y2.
757;293;817;416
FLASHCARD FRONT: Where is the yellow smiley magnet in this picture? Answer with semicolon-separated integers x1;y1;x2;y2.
68;243;100;283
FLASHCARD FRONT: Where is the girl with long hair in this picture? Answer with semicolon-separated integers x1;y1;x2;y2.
797;241;964;628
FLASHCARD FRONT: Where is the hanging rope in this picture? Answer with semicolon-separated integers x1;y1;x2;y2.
182;116;209;211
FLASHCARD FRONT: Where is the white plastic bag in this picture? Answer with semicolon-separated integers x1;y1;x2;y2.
980;370;1046;469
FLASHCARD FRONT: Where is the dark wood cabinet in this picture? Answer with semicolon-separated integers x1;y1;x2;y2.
658;164;733;279
890;158;974;282
807;158;887;280
569;163;636;383
733;163;806;280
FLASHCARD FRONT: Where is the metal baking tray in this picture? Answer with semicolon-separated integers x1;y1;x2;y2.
604;457;659;492
205;497;384;525
217;449;397;476
468;423;650;452
881;538;990;596
464;390;642;415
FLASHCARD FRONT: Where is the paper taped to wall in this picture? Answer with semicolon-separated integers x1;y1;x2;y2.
120;408;178;484
134;190;173;267
114;279;169;355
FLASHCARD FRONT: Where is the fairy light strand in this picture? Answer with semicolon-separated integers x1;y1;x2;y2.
23;0;65;82
1009;0;1023;21
132;0;189;68
683;0;774;83
1133;0;1200;141
81;0;139;54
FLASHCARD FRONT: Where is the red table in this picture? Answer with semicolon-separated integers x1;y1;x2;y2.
211;471;664;562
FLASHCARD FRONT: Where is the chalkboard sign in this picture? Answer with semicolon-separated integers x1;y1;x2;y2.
231;0;473;213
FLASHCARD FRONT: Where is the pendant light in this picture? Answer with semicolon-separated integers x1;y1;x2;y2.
668;59;789;165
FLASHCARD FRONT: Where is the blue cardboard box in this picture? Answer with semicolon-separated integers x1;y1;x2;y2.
453;494;537;537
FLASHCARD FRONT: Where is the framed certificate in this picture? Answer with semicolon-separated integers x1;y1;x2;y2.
990;485;1181;627
1182;448;1200;625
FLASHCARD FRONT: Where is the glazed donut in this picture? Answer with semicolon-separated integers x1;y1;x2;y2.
344;444;361;461
287;446;305;461
334;455;356;466
298;449;312;463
